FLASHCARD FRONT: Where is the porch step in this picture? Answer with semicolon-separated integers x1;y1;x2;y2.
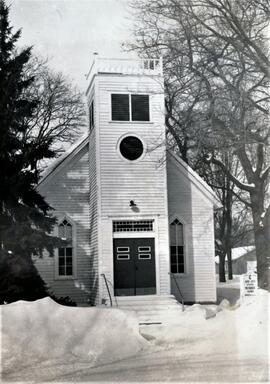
117;295;177;301
118;304;181;311
116;295;184;325
116;294;175;301
116;295;179;306
116;298;180;305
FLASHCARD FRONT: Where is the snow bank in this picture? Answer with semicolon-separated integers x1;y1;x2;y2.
1;293;268;382
1;297;149;372
233;289;269;358
141;289;269;360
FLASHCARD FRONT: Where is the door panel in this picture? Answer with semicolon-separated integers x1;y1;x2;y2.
113;239;135;295
113;238;156;296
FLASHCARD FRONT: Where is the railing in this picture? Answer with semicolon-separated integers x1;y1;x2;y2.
86;56;163;82
100;273;118;307
169;272;185;311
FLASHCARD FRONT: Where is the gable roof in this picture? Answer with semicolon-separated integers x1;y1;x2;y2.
39;133;89;186
168;150;222;208
39;135;221;209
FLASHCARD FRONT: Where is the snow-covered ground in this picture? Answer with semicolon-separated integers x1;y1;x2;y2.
1;289;269;383
216;274;242;304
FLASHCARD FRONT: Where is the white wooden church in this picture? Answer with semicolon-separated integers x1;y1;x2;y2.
37;57;219;306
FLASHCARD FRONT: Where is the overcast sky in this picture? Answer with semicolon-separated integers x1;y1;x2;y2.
10;0;135;91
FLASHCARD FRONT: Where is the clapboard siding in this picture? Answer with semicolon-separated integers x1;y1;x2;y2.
98;218;115;302
167;155;217;303
88;127;99;305
97;75;167;217
37;144;91;304
96;74;170;297
157;215;171;295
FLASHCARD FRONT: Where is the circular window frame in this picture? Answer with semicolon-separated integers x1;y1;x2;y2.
116;133;146;163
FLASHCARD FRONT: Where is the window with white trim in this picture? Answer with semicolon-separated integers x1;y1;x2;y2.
170;218;185;273
111;94;150;122
58;219;73;276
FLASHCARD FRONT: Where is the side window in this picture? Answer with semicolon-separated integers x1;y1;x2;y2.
111;94;129;121
89;100;94;130
170;218;185;273
58;219;73;276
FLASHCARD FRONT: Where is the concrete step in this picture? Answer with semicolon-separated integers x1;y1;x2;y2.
138;311;184;324
116;297;179;303
118;304;181;312
116;295;180;307
138;307;183;315
116;300;179;307
116;295;176;303
115;294;183;325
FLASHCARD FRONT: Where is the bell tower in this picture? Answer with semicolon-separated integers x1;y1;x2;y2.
86;56;170;299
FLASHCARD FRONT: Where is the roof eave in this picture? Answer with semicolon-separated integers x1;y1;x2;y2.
39;134;89;187
168;150;222;209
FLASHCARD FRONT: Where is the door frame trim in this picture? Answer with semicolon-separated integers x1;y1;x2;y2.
110;215;160;296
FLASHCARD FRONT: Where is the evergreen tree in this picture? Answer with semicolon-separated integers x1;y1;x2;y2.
0;0;61;302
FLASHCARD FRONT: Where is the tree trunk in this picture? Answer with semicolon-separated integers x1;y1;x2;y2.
225;175;233;280
227;248;233;280
219;254;226;282
250;187;270;291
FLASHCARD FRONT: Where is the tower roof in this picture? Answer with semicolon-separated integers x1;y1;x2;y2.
86;56;163;88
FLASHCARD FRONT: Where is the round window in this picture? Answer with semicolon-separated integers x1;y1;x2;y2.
119;136;144;161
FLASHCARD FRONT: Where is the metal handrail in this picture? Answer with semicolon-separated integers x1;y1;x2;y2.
169;272;185;311
100;273;113;307
100;273;118;307
106;278;118;307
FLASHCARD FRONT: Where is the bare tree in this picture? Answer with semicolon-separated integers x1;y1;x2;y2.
201;154;253;282
128;0;270;289
23;57;86;159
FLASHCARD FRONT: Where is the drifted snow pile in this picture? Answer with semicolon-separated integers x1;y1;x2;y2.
141;289;269;359
1;297;149;371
